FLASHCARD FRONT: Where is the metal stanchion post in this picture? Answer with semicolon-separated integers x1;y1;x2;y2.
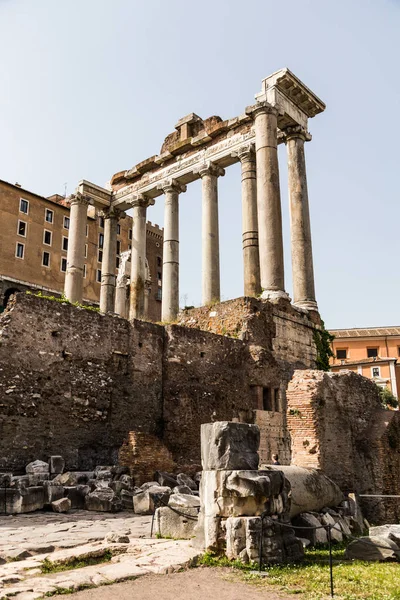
258;514;263;572
3;480;6;515
327;525;334;597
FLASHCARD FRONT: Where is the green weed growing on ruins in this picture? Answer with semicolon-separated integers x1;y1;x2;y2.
26;290;100;313
313;321;334;371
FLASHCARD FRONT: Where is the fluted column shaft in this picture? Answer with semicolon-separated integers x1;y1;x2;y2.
159;180;186;322
285;127;317;310
64;194;89;303
100;208;122;313
239;146;261;297
129;196;152;320
197;162;225;305
247;102;287;299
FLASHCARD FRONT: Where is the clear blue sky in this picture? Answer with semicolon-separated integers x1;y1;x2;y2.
1;0;399;328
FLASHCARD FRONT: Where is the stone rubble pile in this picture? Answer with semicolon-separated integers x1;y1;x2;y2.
0;458;201;515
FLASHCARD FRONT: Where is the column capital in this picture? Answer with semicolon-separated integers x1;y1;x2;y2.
100;206;126;220
231;143;255;162
68;192;92;207
194;161;225;179
128;194;155;209
157;179;187;195
282;125;312;143
245;101;281;120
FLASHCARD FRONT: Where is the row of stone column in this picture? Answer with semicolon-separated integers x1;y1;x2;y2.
64;100;317;319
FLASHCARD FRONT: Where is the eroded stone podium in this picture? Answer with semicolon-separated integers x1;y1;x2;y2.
196;421;303;564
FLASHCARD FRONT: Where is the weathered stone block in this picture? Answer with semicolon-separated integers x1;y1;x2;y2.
176;473;197;490
200;470;285;517
26;460;49;474
53;471;93;486
155;506;198;540
64;485;90;509
43;481;64;505
21;487;44;512
369;525;400;546
121;489;134;510
133;486;171;515
10;475;29;490
226;516;303;564
154;471;178;489
168;493;200;509
52;497;71;513
49;456;65;475
345;536;400;561
173;485;193;495
201;422;260;471
85;488;121;512
292;513;327;546
28;473;49;486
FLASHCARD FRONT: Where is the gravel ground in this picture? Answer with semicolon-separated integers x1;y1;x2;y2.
67;566;293;599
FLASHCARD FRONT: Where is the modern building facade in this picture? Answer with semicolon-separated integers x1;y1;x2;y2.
330;326;400;398
0;179;163;321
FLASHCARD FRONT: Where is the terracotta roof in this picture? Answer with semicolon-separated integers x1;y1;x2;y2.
330;327;400;338
331;357;397;368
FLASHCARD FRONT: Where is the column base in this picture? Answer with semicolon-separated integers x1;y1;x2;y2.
293;300;319;312
261;289;291;302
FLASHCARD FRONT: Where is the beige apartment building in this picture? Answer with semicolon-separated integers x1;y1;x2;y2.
330;326;400;398
0;179;163;321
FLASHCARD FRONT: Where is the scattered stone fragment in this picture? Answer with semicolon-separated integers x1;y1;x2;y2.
154;471;178;489
49;456;65;475
26;460;49;474
121;490;134;510
133;486;171;515
168;494;200;509
176;473;197;491
370;525;400;546
292;513;327;546
105;532;130;543
43;481;64;505
140;481;159;491
345;536;400;561
172;485;193;495
52;497;71;513
64;485;90;509
85;488;121;512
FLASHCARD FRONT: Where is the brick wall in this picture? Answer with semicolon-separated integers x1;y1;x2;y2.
118;432;175;485
286;370;400;522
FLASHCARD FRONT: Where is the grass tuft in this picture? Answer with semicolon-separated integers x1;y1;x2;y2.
40;551;113;574
199;544;400;600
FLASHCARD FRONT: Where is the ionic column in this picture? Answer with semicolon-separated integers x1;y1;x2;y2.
158;179;186;322
100;207;124;313
246;102;288;300
64;193;90;303
196;162;225;305
284;126;317;310
237;145;261;297
129;195;154;320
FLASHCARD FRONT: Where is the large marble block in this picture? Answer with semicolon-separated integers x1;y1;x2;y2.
201;422;260;470
200;470;285;517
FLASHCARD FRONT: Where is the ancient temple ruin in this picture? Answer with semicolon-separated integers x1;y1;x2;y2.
63;68;325;320
1;67;400;529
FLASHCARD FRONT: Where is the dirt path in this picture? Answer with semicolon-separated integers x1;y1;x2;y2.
67;566;293;599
